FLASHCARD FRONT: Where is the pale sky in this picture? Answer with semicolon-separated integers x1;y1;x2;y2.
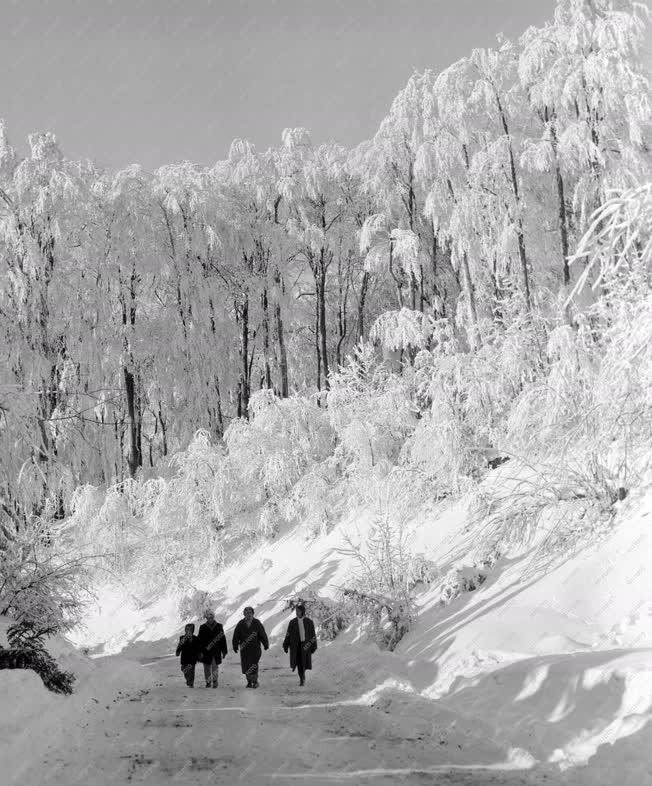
1;0;567;170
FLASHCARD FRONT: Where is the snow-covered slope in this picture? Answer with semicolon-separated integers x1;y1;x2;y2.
4;461;652;783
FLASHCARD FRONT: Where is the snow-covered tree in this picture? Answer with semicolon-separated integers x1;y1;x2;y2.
519;0;651;287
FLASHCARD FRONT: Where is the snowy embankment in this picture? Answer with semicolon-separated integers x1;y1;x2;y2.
3;459;652;783
0;618;155;780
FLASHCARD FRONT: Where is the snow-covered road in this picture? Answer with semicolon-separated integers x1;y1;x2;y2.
18;649;549;786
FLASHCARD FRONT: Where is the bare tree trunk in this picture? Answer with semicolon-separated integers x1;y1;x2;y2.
388;238;403;308
33;235;61;505
357;271;369;341
275;300;289;398
206;383;224;438
318;253;330;389
207;296;225;435
136;369;143;468
315;291;321;393
407;160;419;310
431;229;441;318
261;288;272;389
123;366;142;478
491;253;504;323
548;115;570;286
120;258;142;478
462;251;481;350
556;161;570;286
543;108;572;322
336;251;351;368
272;268;289;398
116;414;125;482
157;402;168;456
419;267;425;313
495;92;532;311
336;292;347;370
238;294;250;418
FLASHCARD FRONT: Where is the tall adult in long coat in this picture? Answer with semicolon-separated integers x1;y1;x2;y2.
282;604;317;686
232;606;269;688
197;610;228;688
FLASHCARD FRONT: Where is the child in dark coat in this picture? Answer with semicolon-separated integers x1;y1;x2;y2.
176;623;200;687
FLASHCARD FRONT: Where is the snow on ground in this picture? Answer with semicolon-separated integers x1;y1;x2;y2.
0;617;155;782
2;461;652;784
5;643;552;786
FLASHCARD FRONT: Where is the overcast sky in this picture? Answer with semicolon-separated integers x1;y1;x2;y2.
0;0;604;170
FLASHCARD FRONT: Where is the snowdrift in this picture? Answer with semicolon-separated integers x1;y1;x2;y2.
56;458;652;782
0;617;154;780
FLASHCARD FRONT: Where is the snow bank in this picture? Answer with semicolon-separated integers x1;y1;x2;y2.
0;669;57;740
0;617;154;779
440;649;652;769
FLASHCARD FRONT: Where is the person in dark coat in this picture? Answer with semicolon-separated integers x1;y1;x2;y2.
232;606;269;688
176;623;200;687
283;604;317;686
197;610;228;688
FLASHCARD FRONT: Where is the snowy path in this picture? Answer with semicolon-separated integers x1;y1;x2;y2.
18;649;551;786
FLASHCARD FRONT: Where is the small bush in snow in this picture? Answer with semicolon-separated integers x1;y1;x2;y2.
177;589;220;622
0;621;75;694
439;568;487;606
284;594;350;641
340;586;414;651
438;552;501;607
406;554;441;588
336;475;423;648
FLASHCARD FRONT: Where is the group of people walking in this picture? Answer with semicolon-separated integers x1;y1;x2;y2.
175;605;317;689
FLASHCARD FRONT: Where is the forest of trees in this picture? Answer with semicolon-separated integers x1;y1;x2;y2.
0;0;650;544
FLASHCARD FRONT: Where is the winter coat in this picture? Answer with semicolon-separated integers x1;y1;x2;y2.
282;617;317;671
175;633;200;667
197;621;228;665
232;618;269;674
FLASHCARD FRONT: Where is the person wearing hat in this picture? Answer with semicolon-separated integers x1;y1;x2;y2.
282;604;317;686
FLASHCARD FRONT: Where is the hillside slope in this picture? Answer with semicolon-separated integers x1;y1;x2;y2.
49;460;652;784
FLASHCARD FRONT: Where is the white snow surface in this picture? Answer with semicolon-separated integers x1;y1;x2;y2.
2;461;652;784
0;616;155;780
